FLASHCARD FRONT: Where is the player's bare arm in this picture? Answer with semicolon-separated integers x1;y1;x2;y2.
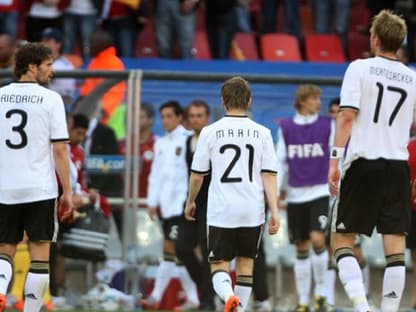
328;108;357;196
261;171;280;235
185;172;205;221
53;141;73;221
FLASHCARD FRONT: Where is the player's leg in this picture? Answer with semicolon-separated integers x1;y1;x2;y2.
24;199;58;312
380;234;406;312
379;160;411;312
141;218;176;308
234;225;263;312
333;158;381;312
172;217;199;309
208;226;237;311
288;202;312;311
0;202;23;310
310;196;330;312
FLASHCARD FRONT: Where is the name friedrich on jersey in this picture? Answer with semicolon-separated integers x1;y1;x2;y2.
1;94;44;104
216;128;259;139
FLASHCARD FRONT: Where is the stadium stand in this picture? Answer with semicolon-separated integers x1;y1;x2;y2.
304;34;346;63
260;33;302;62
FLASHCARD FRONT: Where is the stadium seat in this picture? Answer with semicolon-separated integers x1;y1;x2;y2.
304;34;346;63
348;31;370;61
136;24;158;58
191;31;211;59
260;33;301;62
230;32;259;60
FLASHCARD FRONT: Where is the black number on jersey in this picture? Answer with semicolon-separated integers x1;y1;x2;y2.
220;144;254;183
373;82;407;126
5;109;28;149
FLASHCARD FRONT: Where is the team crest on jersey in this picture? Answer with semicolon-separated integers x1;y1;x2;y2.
175;146;182;156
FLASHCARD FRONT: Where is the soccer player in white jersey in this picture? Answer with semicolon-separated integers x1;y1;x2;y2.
0;43;73;312
185;76;280;312
328;10;416;312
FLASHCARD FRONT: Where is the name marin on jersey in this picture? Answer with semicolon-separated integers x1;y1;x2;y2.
216;128;260;140
1;93;44;104
287;142;325;158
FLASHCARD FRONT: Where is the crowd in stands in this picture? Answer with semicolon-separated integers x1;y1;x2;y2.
0;0;415;62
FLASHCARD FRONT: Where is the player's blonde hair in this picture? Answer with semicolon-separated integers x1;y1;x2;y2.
221;76;251;111
294;84;321;111
370;10;407;53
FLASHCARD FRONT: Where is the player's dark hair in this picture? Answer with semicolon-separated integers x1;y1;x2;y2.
328;97;340;109
159;100;183;117
72;113;89;130
221;76;251;111
188;99;210;116
14;43;52;79
141;102;155;119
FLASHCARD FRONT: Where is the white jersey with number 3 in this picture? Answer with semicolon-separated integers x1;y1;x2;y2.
191;115;277;228
340;56;416;171
0;82;69;204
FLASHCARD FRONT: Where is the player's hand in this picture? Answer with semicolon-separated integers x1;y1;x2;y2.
184;201;196;221
328;162;340;196
268;212;280;235
148;206;159;221
59;192;73;222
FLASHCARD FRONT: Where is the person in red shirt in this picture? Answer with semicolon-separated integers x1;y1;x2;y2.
119;103;157;205
407;136;416;310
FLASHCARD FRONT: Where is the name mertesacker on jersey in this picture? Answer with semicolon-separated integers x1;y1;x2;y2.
216;128;260;139
1;94;44;104
370;66;413;84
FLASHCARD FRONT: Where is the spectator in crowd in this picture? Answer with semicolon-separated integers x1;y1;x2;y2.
62;0;100;60
407;137;416;312
367;0;396;17
0;0;18;40
175;99;215;310
153;0;197;58
79;31;126;124
25;0;64;42
84;111;122;198
118;103;157;233
141;101;200;310
41;27;76;108
102;0;150;58
276;84;332;312
184;76;279;312
205;0;239;59
312;0;351;56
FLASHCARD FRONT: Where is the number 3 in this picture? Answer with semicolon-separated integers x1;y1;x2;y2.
5;109;28;149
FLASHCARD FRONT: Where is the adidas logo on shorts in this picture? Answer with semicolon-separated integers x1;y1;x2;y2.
383;291;398;299
337;222;346;230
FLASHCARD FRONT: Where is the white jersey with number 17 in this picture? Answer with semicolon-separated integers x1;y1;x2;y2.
191;115;277;228
0;82;69;204
340;56;416;171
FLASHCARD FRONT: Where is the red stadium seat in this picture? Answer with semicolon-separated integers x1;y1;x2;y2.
304;34;346;63
192;31;211;59
348;31;371;61
230;32;259;60
260;33;301;61
136;23;158;58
